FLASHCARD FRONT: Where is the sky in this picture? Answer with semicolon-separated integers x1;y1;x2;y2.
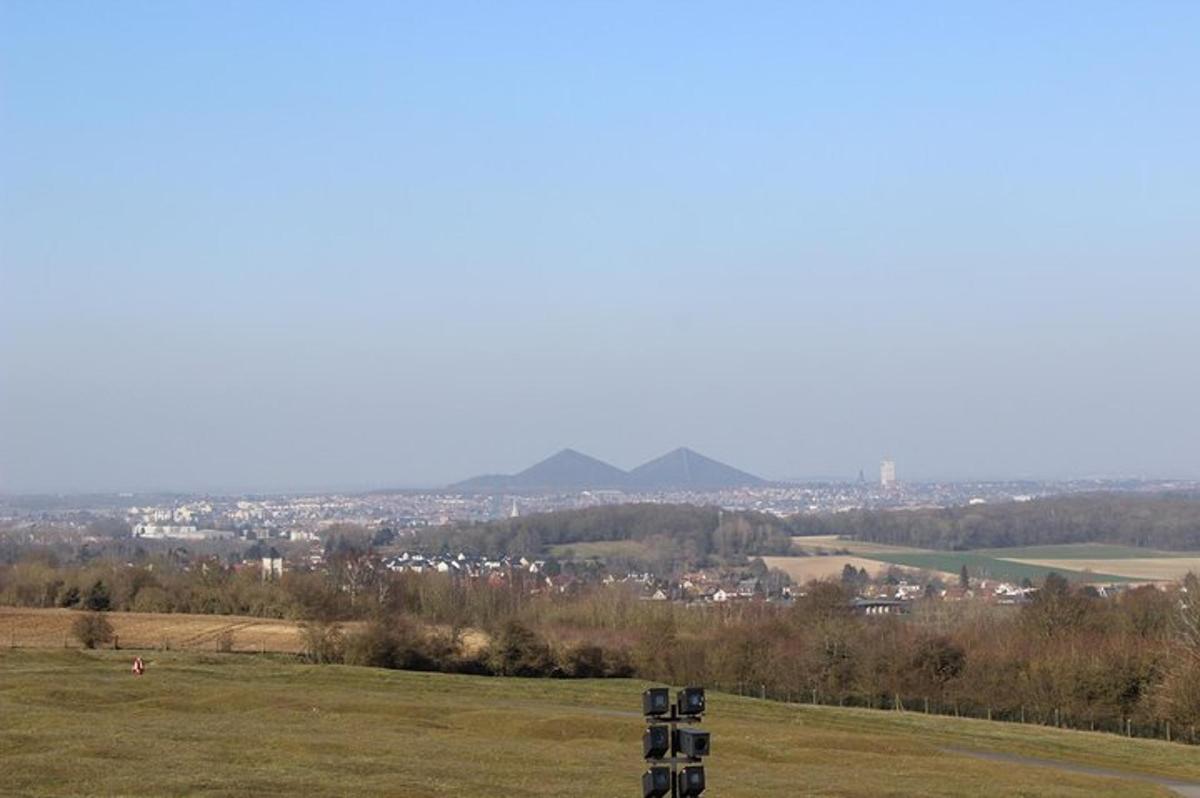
1;1;1198;493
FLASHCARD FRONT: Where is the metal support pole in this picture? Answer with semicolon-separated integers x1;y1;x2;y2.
670;705;678;798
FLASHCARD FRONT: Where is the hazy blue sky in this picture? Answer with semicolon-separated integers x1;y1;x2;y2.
2;1;1198;492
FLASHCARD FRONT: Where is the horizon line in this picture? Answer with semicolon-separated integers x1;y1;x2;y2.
3;474;1198;500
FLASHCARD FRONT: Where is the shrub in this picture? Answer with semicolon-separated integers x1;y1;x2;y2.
560;644;606;677
131;586;172;614
72;612;114;650
1155;656;1200;730
603;645;635;678
83;580;111;612
299;621;344;664
486;621;556;677
343;621;400;668
343;618;460;671
58;586;81;608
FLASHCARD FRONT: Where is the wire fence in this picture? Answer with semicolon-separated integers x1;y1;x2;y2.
711;681;1199;746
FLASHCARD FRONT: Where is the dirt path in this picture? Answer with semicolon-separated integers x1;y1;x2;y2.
944;747;1200;797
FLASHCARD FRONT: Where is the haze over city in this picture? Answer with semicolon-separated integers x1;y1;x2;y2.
3;2;1198;494
8;5;1200;797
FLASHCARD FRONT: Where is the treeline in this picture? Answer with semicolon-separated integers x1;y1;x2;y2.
5;542;1200;744
0;553;639;678
415;492;1200;563
418;504;795;563
644;575;1200;742
0;557;309;618
298;617;635;679
0;548;640;631
476;574;1200;743
788;492;1200;550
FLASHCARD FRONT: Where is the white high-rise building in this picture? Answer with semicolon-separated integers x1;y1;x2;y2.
880;458;896;487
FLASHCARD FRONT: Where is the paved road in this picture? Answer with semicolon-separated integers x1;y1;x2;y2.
944;747;1200;797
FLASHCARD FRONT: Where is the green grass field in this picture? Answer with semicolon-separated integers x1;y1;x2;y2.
2;650;1198;796
548;540;656;560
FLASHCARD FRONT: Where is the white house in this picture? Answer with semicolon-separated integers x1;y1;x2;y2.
261;549;284;580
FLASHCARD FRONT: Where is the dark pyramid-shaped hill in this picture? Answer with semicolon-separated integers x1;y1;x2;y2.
451;448;629;492
628;447;765;490
513;448;629;489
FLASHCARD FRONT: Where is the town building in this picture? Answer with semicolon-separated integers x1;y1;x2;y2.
880;458;896;487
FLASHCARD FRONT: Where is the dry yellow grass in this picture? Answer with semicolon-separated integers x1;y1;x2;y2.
457;627;490;654
790;535;926;555
762;555;902;583
0;607;490;656
1001;558;1200;582
0;607;309;652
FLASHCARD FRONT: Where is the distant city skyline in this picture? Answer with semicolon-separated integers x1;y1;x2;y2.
2;3;1198;493
0;442;1190;496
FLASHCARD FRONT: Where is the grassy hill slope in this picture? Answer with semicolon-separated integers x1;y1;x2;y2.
2;651;1198;796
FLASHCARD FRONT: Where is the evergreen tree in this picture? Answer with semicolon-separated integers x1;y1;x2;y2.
84;580;111;611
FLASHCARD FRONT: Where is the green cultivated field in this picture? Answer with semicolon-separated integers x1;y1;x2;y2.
974;544;1197;560
548;539;656;560
853;551;1133;583
2;651;1199;797
784;538;1166;583
848;542;1200;583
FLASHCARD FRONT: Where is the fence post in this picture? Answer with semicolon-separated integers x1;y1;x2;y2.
1166;721;1171;743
